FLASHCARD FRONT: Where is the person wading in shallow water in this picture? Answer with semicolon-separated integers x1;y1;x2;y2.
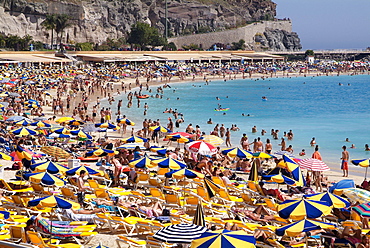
341;145;349;177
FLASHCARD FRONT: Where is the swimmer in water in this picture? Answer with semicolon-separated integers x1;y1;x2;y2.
216;97;220;100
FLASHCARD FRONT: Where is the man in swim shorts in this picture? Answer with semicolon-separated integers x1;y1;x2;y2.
341;145;349;177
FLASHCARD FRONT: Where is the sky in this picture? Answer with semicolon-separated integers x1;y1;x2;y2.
274;0;370;50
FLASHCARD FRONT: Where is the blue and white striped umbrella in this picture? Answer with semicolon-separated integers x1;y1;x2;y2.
153;223;208;244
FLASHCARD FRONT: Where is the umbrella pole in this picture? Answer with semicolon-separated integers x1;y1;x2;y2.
365;167;368;180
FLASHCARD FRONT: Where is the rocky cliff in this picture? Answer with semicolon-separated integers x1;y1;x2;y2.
0;0;301;51
255;28;302;51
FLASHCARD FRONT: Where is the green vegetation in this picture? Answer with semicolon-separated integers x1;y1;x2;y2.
0;34;34;51
76;42;93;51
41;14;57;48
305;49;315;57
127;22;166;50
182;43;203;51
231;39;246;50
162;42;177;51
41;14;71;48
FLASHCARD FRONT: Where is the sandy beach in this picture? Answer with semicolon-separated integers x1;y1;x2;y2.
0;60;369;247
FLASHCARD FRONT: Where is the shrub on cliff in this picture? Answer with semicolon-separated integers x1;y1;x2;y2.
76;42;93;51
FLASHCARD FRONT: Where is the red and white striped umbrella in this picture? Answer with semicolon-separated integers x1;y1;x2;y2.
185;140;217;155
297;158;330;171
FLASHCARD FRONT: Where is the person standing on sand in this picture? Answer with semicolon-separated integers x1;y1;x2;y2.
341;145;349;177
312;146;322;160
225;128;231;147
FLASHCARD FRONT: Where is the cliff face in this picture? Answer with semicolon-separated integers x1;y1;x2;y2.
259;28;302;51
0;0;301;51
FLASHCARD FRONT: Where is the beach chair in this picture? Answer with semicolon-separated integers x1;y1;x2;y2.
134;173;150;191
147;187;165;202
31;182;52;196
60;187;78;201
264;197;278;212
164;193;184;210
212;176;226;187
7;225;27;243
26;231;83;248
116;235;146;248
146;235;177;248
215;188;244;207
94;188;111;200
0;179;33;194
88;179;106;189
157;168;170;181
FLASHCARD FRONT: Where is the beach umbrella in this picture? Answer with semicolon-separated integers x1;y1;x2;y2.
33;117;48;121
55;117;74;123
40;146;71;159
10;127;37;136
149;125;171;133
329;179;355;195
200;135;224;146
116;143;145;150
193;203;206;227
150;146;167;156
169;132;193;138
94;122;120;130
281;155;306;187
69;130;92;139
47;133;71;139
11;146;34;169
118;118;135;126
23;172;66;186
252;152;275;159
221;147;253;159
275;219;337;237
66;165;104;176
304;192;350;208
28;195;79;210
186;141;217;155
151;157;187;170
85;148;118;157
296;158;330;172
14;119;31;126
83;124;99;133
6;116;28;122
277;199;332;220
342;188;370;204
30;161;69;174
352;202;370;218
165;168;205;179
121;136;147;143
153;223;208;244
248;159;259;182
351;159;370;179
89;244;109;248
264;173;302;187
0;152;12;161
30;121;51;128
191;229;256;248
166;134;191;144
66;119;85;126
52;127;71;134
203;177;222;198
128;155;153;168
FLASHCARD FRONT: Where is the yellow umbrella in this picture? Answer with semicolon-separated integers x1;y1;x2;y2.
55;117;75;123
201;135;224;146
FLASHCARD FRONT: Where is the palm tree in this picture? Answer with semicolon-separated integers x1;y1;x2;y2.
41;14;57;49
55;14;71;47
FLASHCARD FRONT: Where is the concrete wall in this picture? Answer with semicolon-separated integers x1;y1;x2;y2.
169;20;292;50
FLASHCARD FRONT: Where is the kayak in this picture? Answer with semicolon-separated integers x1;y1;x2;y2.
214;108;229;111
137;95;149;99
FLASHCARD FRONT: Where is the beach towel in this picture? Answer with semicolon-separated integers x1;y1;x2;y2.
35;217;84;239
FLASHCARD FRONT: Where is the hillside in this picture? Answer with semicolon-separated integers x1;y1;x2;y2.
0;0;301;51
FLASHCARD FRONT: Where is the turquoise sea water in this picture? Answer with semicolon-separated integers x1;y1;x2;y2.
102;74;370;174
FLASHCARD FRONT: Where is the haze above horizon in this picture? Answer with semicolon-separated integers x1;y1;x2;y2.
274;0;370;50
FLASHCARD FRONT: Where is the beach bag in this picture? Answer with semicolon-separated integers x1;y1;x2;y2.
162;209;170;216
77;192;85;205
